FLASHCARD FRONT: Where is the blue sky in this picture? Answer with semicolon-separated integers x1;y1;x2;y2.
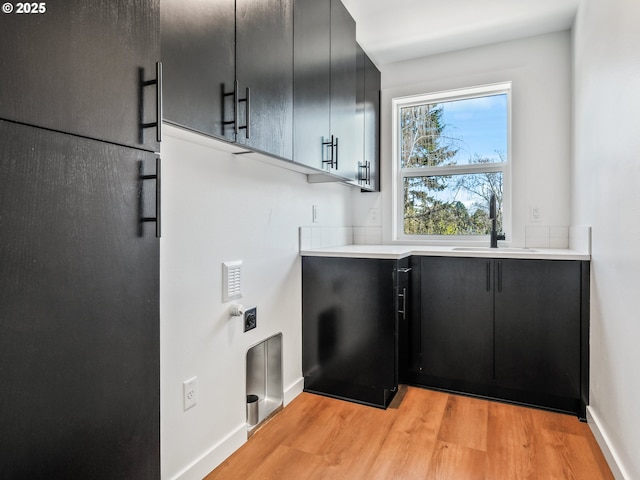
440;94;508;163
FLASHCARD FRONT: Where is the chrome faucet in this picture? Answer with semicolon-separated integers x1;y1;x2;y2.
489;194;505;248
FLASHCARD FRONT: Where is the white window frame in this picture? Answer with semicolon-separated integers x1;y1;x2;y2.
392;82;512;244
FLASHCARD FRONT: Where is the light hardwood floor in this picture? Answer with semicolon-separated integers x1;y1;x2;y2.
206;386;614;479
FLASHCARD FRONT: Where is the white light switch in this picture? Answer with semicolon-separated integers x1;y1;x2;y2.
222;260;242;302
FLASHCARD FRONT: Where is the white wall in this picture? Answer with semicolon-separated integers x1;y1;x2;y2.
160;127;353;479
351;32;573;246
573;0;640;478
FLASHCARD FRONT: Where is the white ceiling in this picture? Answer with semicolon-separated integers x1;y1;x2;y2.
340;0;580;66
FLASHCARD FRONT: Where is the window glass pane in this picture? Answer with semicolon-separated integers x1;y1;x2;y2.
403;172;503;236
400;94;507;168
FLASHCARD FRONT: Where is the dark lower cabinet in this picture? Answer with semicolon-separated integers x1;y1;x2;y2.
494;259;582;400
405;255;588;418
418;257;494;386
302;256;407;408
0;0;160;152
0;120;160;479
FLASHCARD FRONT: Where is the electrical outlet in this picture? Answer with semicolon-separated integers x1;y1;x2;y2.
312;205;319;223
183;377;198;411
244;306;257;332
530;206;542;223
368;208;379;224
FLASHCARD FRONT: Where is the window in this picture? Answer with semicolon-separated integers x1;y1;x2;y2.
393;83;510;242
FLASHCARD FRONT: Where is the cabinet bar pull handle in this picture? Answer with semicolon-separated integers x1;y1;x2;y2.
237;86;250;139
140;157;162;238
398;287;407;320
334;137;339;169
486;261;491;291
245;87;250;139
141;62;163;143
322;135;336;169
222;81;238;135
498;261;503;292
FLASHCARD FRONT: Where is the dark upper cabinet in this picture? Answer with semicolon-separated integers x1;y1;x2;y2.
0;0;161;152
293;0;331;168
494;259;581;399
0;120;160;478
161;0;293;159
419;256;495;386
161;0;236;141
294;0;357;180
355;44;381;191
236;0;294;160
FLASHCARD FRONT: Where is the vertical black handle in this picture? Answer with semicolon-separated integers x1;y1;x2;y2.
398;287;407;320
322;135;335;169
140;157;161;238
497;261;503;292
486;261;491;292
233;80;239;136
156;62;163;142
155;157;161;238
245;87;250;139
237;85;250;139
141;62;163;143
334;137;339;170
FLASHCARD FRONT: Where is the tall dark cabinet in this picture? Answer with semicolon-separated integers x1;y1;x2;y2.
294;0;357;179
0;2;160;478
0;0;161;153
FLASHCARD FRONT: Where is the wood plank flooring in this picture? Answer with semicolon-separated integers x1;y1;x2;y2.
205;386;613;480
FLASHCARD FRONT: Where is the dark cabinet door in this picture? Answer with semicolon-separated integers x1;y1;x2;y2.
362;51;381;191
293;0;331;168
354;44;380;191
293;0;356;179
236;0;293;160
329;0;357;180
494;259;581;399
302;257;397;407
0;120;160;479
0;0;160;152
420;256;494;385
161;0;236;141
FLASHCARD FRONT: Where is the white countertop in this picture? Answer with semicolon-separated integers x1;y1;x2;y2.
299;244;590;261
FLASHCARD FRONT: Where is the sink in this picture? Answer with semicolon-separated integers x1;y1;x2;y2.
452;247;537;253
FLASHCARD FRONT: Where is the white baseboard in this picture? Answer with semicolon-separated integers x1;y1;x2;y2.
170;378;304;480
587;406;630;480
284;376;304;406
171;425;246;480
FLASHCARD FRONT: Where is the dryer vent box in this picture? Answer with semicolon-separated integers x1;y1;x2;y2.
223;260;242;302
